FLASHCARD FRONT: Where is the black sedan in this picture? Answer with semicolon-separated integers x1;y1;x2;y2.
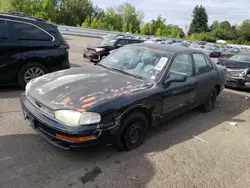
20;44;227;151
220;48;240;59
218;52;250;89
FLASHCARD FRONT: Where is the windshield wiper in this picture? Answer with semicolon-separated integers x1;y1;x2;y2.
96;64;143;79
110;67;143;80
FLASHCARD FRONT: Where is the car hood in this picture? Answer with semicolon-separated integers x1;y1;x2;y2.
218;58;250;69
28;66;153;112
87;44;112;49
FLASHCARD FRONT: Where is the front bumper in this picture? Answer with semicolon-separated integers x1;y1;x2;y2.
83;51;101;62
225;76;250;89
20;93;118;150
83;50;109;62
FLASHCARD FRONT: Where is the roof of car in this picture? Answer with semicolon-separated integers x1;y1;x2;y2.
130;43;202;54
0;12;55;26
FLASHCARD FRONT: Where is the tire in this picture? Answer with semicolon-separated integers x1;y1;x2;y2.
18;63;48;89
115;112;148;151
198;87;218;112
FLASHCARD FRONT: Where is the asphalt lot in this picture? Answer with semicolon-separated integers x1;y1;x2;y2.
1;35;250;188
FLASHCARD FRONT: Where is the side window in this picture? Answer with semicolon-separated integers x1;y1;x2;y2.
0;20;7;39
204;56;213;71
193;53;209;75
116;39;129;46
7;21;53;41
170;54;193;77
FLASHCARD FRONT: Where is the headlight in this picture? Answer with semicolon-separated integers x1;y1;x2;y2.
54;110;101;126
95;48;105;52
239;69;249;77
25;80;32;96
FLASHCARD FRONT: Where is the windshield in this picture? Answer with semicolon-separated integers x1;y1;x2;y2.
99;47;171;81
100;37;116;46
230;54;250;63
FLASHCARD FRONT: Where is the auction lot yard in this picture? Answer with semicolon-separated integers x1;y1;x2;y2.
1;35;250;188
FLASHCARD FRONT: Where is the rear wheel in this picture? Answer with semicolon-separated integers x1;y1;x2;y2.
115;112;148;151
18;63;48;88
198;88;218;112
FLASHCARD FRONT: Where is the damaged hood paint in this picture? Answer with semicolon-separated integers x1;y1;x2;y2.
28;65;153;112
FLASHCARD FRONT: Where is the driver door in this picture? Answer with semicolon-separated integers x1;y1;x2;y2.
160;53;196;120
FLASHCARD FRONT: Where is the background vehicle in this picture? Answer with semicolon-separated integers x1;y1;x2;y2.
21;44;227;151
144;38;166;44
202;46;221;57
83;35;143;62
217;52;250;89
172;42;188;47
217;45;227;53
0;13;70;88
221;48;240;59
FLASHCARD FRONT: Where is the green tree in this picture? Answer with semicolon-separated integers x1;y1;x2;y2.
150;16;166;34
140;23;152;35
188;5;209;35
155;28;162;36
82;16;91;28
210;20;219;30
220;21;231;30
104;7;123;31
117;2;143;33
55;0;94;26
239;20;250;41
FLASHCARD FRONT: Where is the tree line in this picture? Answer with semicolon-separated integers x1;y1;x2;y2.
188;5;250;45
1;0;250;45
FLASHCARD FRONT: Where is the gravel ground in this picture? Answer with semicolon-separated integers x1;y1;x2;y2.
0;35;250;188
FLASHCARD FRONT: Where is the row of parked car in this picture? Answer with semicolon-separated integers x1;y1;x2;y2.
1;13;249;151
84;35;249;61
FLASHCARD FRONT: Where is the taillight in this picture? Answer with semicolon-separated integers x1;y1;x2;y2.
66;44;70;52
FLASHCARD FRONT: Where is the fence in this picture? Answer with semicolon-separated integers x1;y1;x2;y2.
58;25;151;38
58;25;250;48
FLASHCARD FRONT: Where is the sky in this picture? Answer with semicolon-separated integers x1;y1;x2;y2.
91;0;250;31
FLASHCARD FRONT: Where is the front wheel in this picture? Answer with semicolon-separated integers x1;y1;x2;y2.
115;112;148;151
18;63;48;89
198;88;218;112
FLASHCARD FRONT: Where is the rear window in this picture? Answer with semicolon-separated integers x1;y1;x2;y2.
0;20;7;39
7;21;53;41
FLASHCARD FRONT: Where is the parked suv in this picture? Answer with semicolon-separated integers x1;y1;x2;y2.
83;35;144;62
0;13;70;88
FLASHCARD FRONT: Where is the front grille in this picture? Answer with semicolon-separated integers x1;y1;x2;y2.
87;48;96;53
227;69;244;77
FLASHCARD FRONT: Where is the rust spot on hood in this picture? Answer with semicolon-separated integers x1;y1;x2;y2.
82;102;96;109
62;97;71;104
79;97;85;101
56;93;64;99
82;97;96;103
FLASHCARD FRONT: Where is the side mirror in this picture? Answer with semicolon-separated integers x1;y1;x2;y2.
164;74;186;85
116;44;122;48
